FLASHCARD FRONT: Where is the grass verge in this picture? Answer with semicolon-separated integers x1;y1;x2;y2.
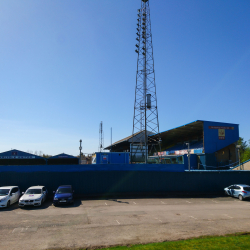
95;232;250;250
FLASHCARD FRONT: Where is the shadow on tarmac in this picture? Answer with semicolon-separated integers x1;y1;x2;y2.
107;199;129;204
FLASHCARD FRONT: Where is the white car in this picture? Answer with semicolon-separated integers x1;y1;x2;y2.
0;186;21;208
19;186;48;207
224;184;250;201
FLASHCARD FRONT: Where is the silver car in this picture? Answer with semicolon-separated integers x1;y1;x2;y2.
224;184;250;201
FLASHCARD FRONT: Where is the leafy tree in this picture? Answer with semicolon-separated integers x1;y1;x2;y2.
237;137;250;163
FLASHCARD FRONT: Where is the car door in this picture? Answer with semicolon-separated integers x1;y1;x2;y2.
42;187;47;201
234;185;241;197
10;188;17;204
228;185;235;196
227;185;233;196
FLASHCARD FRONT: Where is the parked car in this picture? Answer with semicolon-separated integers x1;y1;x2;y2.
53;185;74;206
19;186;48;207
224;184;250;201
0;186;21;208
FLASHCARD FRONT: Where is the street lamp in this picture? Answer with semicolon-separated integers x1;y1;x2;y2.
79;140;82;164
236;145;241;170
158;138;162;163
186;143;190;171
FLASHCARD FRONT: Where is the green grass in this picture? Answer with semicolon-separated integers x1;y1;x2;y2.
96;233;250;250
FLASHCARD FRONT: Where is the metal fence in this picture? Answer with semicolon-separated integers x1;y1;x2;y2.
1;166;250;197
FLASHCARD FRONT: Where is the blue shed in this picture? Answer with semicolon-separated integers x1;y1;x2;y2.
93;152;130;164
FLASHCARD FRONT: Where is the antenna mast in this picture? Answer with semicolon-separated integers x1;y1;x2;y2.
99;121;104;152
131;0;161;163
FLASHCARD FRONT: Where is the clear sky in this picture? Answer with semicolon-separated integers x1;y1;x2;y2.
0;0;250;156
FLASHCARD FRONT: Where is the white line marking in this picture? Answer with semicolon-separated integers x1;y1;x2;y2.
133;202;136;204
161;201;165;204
212;200;218;204
186;201;191;203
224;214;233;219
105;202;107;205
116;220;120;225
189;216;197;220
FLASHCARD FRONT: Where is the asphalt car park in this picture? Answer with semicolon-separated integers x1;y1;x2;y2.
1;196;250;250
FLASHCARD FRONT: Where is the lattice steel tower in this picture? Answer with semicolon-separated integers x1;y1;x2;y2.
131;0;161;163
99;121;104;152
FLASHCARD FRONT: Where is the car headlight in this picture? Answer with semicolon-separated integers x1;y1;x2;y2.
54;197;58;200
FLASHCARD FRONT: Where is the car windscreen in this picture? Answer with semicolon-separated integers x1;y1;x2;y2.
243;187;250;191
0;189;10;196
56;188;72;194
26;189;42;194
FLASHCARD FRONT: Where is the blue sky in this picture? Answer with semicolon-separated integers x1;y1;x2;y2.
0;0;250;156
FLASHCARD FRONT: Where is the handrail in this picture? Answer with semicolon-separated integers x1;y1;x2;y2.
230;158;250;170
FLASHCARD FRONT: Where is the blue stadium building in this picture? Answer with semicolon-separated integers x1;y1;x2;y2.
106;120;239;169
150;120;239;169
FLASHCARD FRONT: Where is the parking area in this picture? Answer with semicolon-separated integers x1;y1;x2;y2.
1;196;250;250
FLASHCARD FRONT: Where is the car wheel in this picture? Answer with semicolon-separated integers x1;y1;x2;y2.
239;195;244;201
7;201;10;208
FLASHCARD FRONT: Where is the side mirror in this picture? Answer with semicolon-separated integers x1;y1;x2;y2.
22;192;24;194
43;191;46;194
53;191;55;193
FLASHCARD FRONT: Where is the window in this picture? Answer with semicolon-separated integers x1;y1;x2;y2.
56;188;72;194
172;158;177;164
0;189;10;196
42;187;46;192
163;158;171;164
177;156;184;164
26;189;42;194
243;187;250;191
235;186;241;190
11;187;18;193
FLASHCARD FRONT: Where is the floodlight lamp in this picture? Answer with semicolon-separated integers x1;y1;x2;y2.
137;28;140;32
138;9;141;12
135;49;139;53
142;47;145;50
135;44;139;48
142;52;146;56
136;32;140;36
136;37;139;41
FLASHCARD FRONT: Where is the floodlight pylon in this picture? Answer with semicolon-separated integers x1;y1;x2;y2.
131;0;161;163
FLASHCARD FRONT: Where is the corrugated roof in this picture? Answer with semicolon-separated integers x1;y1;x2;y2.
0;149;44;159
49;153;77;159
104;130;153;150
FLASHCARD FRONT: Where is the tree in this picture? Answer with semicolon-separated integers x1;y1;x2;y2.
237;137;250;163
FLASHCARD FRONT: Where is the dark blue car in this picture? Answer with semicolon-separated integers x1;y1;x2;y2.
53;185;74;206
